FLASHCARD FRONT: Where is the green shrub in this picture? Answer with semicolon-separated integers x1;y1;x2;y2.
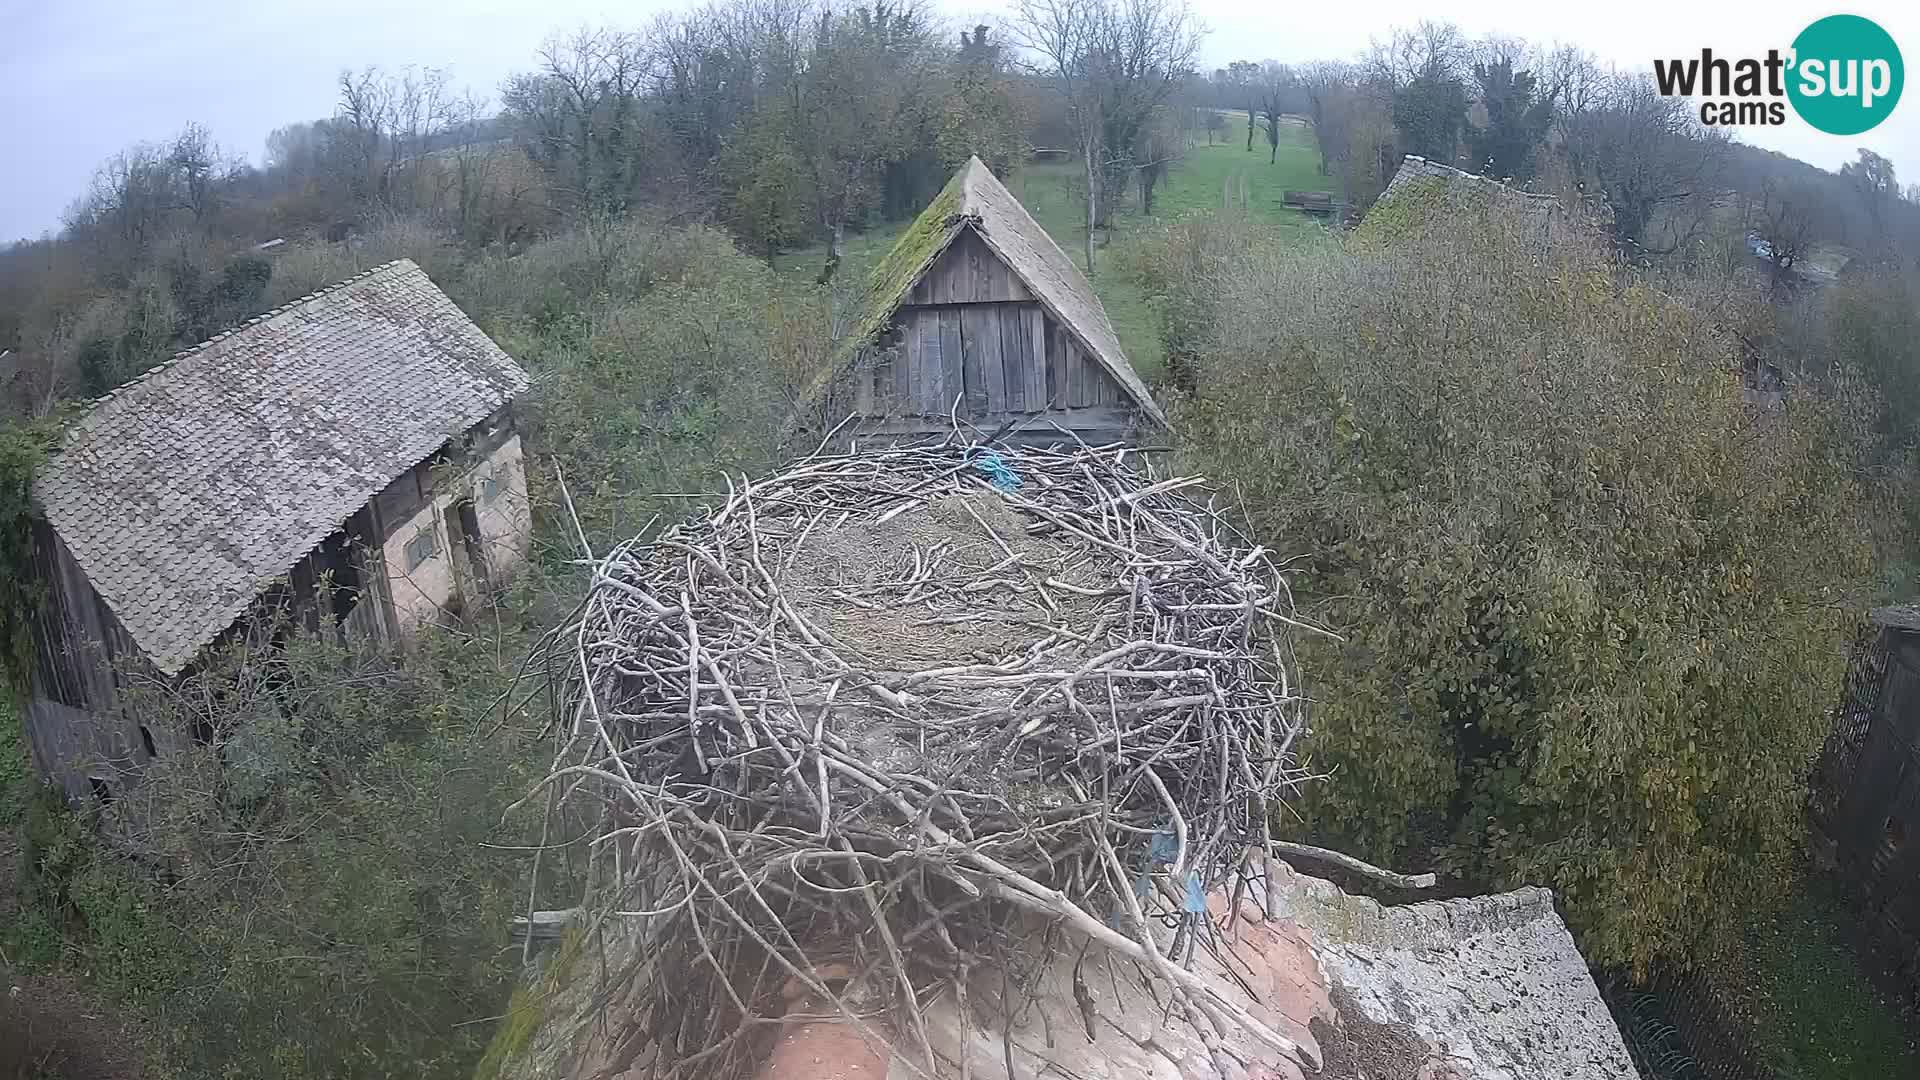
8;619;558;1080
494;224;827;549
0;419;57;698
1160;202;1874;971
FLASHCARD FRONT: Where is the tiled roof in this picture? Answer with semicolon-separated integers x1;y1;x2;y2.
865;157;1166;426
1377;154;1560;225
34;259;528;675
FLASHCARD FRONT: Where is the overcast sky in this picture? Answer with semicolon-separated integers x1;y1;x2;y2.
4;0;1917;243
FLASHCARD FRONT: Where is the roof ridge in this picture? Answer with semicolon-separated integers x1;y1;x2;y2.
1393;154;1556;200
70;259;418;422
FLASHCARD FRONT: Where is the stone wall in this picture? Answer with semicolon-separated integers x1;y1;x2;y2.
382;433;532;634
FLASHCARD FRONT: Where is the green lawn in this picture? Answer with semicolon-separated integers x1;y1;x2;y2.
1708;872;1920;1078
782;120;1329;384
1139;118;1329;228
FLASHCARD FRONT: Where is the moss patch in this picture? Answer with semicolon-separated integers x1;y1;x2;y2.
1349;176;1462;248
473;927;587;1080
852;167;966;346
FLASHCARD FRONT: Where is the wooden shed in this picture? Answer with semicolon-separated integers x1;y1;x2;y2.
21;260;532;802
1812;605;1920;1017
834;157;1165;446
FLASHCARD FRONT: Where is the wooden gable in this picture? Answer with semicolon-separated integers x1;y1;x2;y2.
850;225;1134;443
907;230;1034;306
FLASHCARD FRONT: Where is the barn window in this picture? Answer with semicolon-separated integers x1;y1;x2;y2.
479;473;501;503
88;776;114;807
404;527;439;571
139;725;157;758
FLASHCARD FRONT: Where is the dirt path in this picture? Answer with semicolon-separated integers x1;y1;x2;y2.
1;972;150;1079
2;824;150;1079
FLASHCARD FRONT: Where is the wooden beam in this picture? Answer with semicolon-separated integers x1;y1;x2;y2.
914;312;941;415
854;351;874;416
972;234;998;302
1064;335;1087;408
1023;306;1047;410
998;304;1026;412
938;308;964;419
960;307;986;416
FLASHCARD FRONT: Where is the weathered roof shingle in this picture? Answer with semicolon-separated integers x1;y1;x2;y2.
34;259;528;675
1376;154;1561;224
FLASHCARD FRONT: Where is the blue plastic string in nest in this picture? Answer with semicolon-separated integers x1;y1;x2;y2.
971;449;1024;492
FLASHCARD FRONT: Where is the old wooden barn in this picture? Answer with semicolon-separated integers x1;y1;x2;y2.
22;259;532;801
835;156;1165;445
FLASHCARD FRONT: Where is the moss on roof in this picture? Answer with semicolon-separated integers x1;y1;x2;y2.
473;927;585;1080
853;168;969;346
1353;176;1478;248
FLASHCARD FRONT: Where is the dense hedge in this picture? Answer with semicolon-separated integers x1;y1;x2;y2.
1148;204;1875;971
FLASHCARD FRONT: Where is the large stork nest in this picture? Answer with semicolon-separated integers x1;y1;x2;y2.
528;441;1320;1078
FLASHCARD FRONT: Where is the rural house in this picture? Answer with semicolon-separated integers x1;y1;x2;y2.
22;259;532;800
834;156;1165;446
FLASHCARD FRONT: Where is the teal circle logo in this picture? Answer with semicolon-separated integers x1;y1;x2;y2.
1788;15;1903;135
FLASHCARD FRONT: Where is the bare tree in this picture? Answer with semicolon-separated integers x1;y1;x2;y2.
1218;59;1258;151
1750;178;1817;296
1202;108;1225;145
166;124;239;225
66;143;186;273
1841;148;1899;256
443;90;499;240
1542;45;1605;120
1365;20;1468;89
512;30;654;220
1008;0;1203;275
787;3;939;284
1299;62;1400;207
1255;62;1294;165
1562;71;1728;254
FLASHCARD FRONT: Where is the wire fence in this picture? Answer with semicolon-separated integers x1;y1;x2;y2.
1604;969;1774;1080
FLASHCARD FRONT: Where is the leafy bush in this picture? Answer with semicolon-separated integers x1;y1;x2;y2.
0;419;59;698
10;619;556;1080
483;223;831;548
1158;202;1874;970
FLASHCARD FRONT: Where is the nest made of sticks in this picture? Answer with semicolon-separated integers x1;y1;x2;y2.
528;440;1320;1078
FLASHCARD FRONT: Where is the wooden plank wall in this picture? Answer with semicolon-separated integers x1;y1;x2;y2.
23;521;155;799
876;303;1129;419
908;230;1034;306
848;226;1138;443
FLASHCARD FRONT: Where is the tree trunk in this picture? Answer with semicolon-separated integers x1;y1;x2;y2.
1082;139;1098;277
1247;109;1255;152
816;220;845;286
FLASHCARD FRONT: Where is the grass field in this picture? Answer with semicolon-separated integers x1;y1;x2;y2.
1710;873;1920;1078
782;120;1329;383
